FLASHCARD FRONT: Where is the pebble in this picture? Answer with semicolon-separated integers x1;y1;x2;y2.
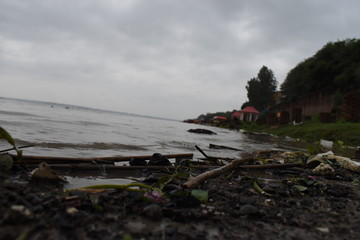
143;204;162;220
325;185;349;197
66;207;79;215
239;204;259;215
0;154;13;173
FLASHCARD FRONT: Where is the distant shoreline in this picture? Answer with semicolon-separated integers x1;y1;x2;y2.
0;96;179;122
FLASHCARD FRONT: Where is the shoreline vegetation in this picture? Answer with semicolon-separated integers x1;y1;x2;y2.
184;116;360;153
184;39;360;152
233;120;360;147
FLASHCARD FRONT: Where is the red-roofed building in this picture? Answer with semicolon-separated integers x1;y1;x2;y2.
232;106;260;122
213;116;227;123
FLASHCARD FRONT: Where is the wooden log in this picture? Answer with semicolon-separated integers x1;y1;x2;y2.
32;164;178;172
21;162;303;175
182;158;255;189
209;144;242;151
11;153;194;164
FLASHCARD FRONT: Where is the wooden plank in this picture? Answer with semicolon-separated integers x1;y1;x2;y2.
11;153;194;164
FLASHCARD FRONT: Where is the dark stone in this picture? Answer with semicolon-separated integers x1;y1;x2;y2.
32;204;44;213
25;193;42;205
325;185;349;197
148;153;171;166
239;204;259;215
355;148;360;159
129;158;147;166
172;195;200;208
143;204;162;220
165;225;177;235
142;176;159;184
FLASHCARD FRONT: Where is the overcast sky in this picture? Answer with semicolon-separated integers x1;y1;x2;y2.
1;0;359;120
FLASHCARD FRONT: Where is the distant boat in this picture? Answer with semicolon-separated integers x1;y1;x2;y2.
65;106;70;109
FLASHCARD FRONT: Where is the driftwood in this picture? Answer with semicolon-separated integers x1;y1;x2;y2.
209;144;242;151
30;164;179;172
195;145;209;158
182;157;255;189
195;145;234;161
21;162;302;174
10;153;194;165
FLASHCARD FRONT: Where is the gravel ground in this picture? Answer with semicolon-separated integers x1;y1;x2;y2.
1;162;360;240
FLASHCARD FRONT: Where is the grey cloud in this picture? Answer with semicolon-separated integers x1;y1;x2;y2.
0;0;359;119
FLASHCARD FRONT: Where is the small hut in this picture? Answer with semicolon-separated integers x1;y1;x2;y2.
213;116;227;124
232;106;259;122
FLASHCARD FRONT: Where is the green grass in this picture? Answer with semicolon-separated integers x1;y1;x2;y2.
233;120;360;146
236;121;360;147
267;122;360;146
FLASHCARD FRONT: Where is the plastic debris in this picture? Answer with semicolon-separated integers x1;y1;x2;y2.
312;163;335;175
31;162;68;182
307;151;360;172
320;139;333;149
316;227;330;233
280;151;307;163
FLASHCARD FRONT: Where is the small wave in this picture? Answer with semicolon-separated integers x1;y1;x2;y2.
77;121;111;127
11;139;148;151
156;140;196;151
0;110;39;117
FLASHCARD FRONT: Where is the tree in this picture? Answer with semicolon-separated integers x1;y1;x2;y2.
243;66;277;112
281;38;360;100
245;77;262;110
257;66;278;110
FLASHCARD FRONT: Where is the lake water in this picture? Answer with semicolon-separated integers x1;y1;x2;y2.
0;97;283;159
0;97;285;188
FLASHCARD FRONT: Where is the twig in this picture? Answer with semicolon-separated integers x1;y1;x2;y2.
195;145;208;158
182;157;255;189
0;145;34;153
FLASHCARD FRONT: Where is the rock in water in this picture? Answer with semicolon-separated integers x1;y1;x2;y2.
129;158;147;166
188;129;217;135
148;153;171;166
31;162;67;182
